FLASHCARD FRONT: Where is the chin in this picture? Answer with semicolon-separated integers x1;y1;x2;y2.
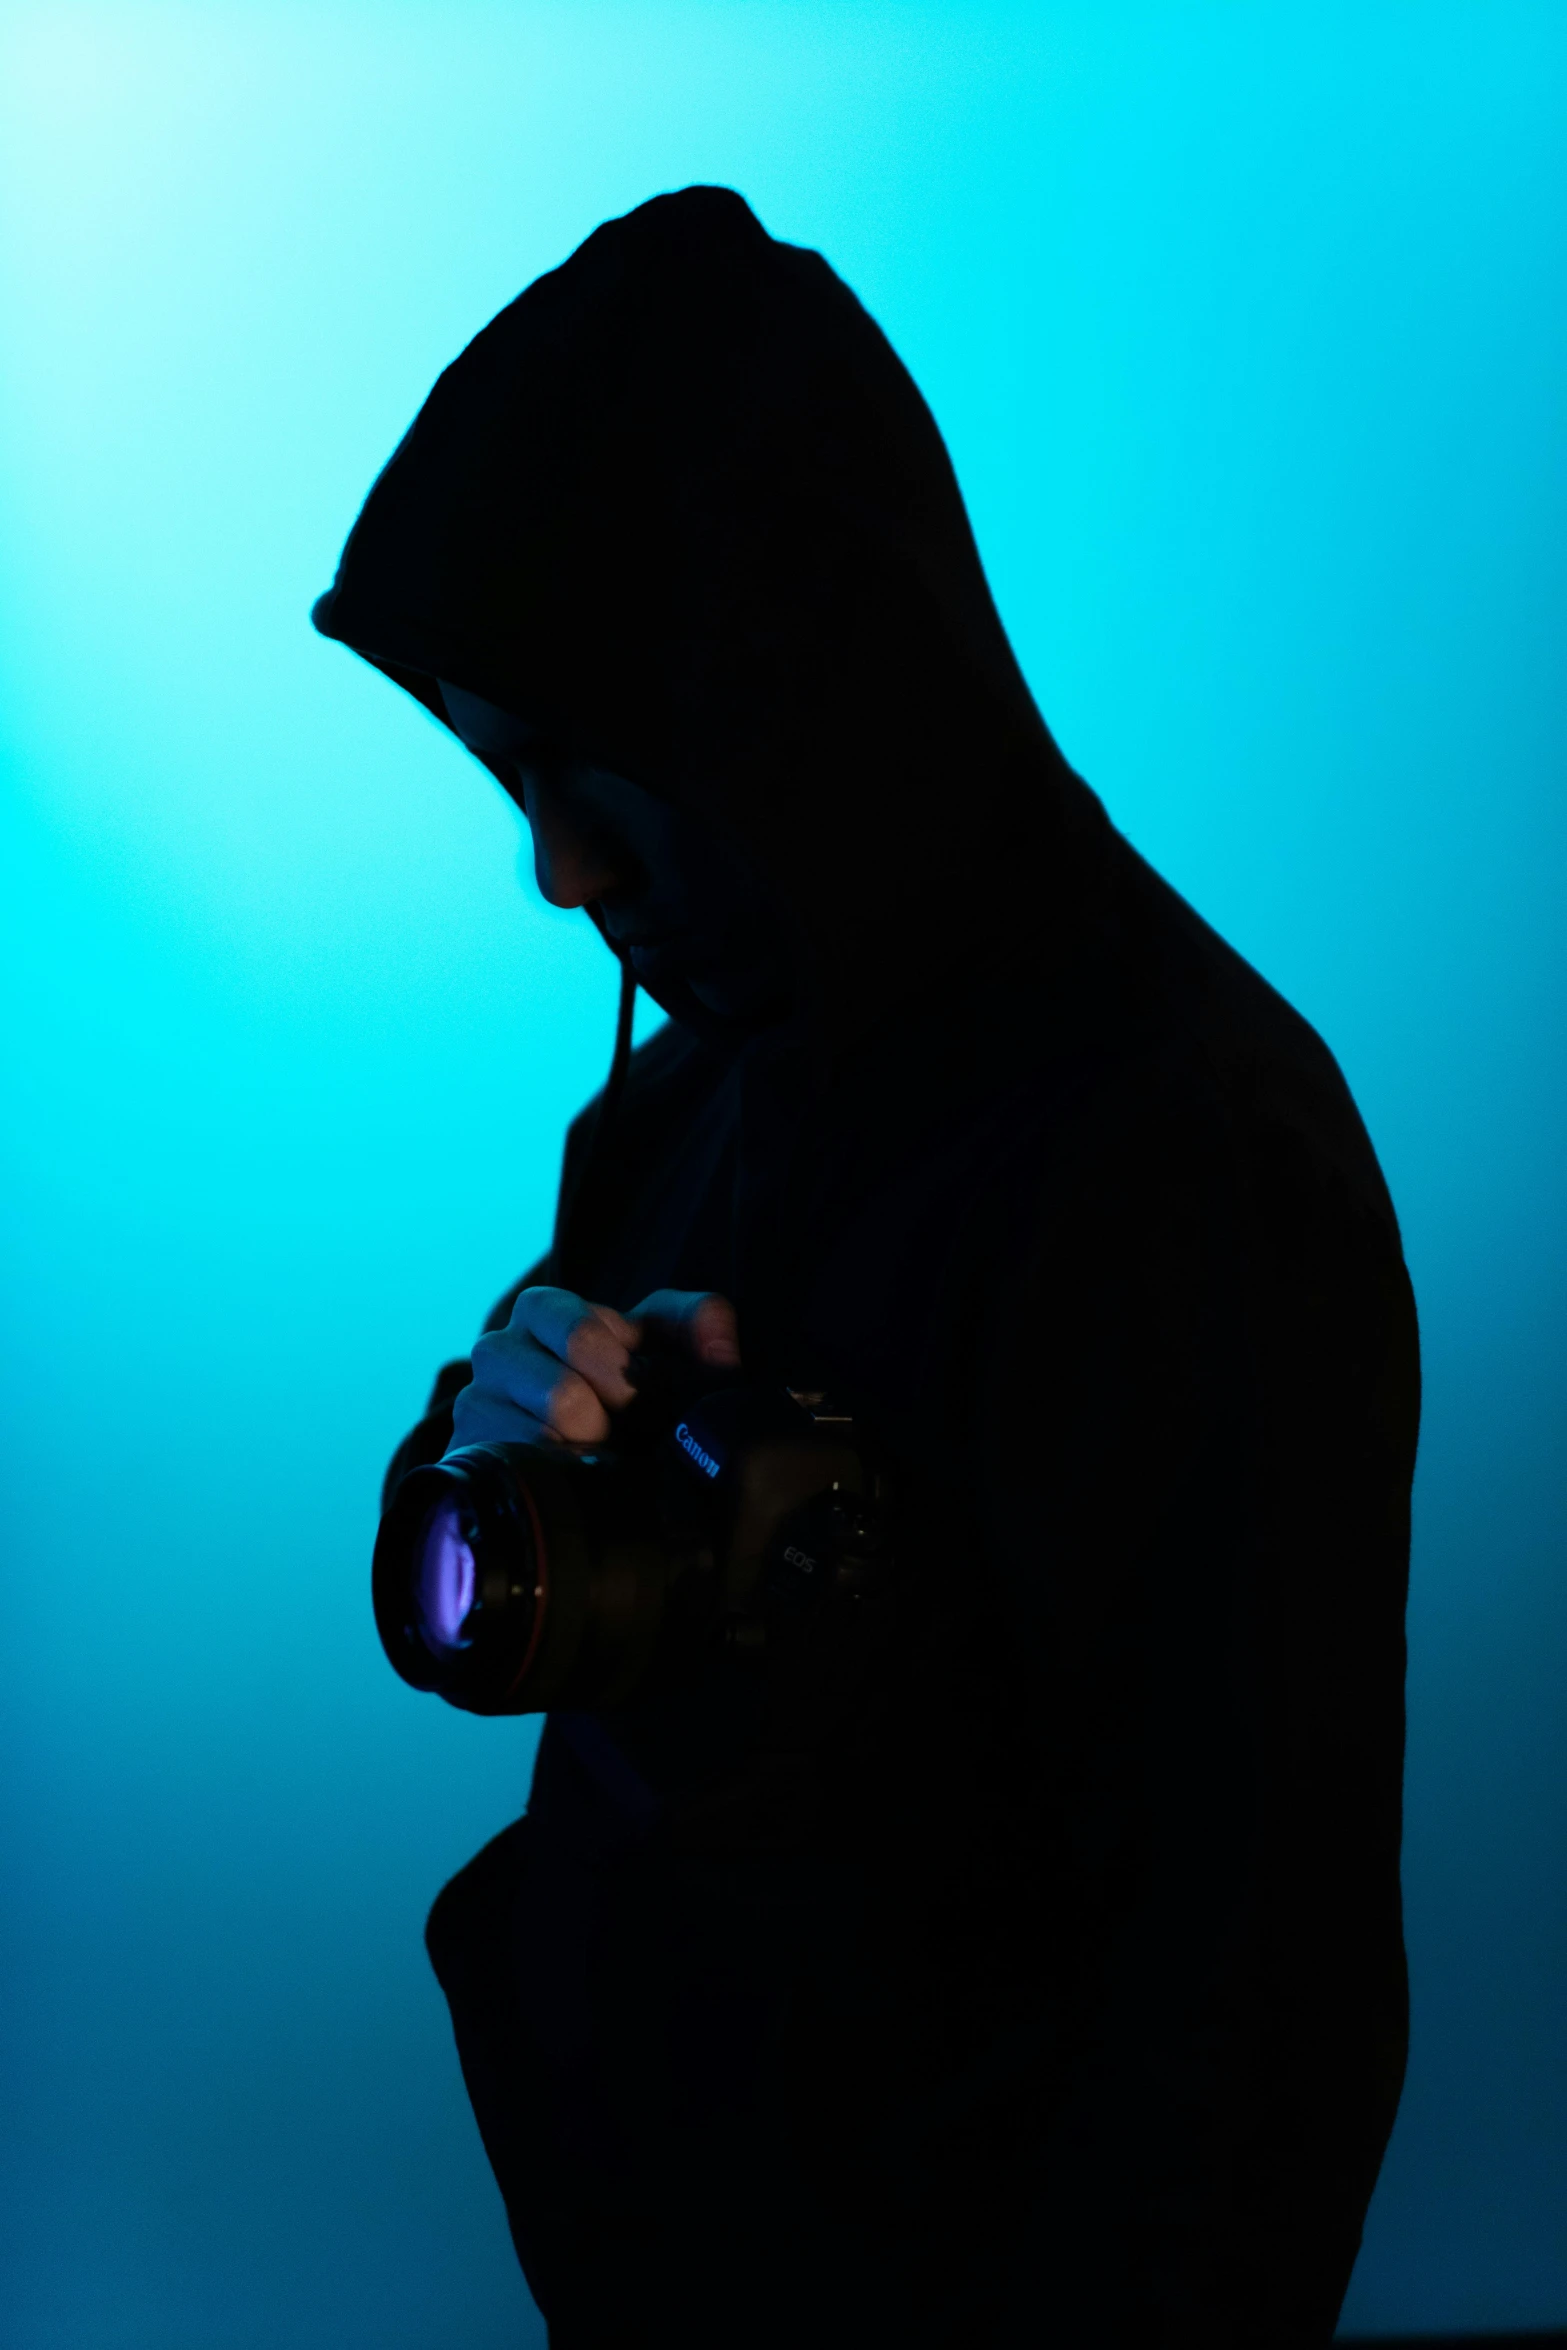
685;978;746;1017
688;970;791;1021
627;937;791;1033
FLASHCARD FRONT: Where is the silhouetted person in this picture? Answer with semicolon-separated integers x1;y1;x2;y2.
313;187;1418;2349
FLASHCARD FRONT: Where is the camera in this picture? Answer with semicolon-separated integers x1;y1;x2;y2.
372;1371;883;1716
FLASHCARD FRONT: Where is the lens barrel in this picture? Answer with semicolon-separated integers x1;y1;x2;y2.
373;1441;669;1715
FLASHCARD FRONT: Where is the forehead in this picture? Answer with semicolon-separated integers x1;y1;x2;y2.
436;681;542;760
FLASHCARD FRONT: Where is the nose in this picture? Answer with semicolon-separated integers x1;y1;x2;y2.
522;775;624;909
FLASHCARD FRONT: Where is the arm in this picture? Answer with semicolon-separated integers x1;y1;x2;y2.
972;1085;1414;2340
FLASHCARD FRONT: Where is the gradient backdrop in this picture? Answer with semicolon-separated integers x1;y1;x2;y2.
2;6;1563;2344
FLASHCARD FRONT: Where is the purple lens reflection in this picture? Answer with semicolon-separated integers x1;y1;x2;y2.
415;1500;477;1654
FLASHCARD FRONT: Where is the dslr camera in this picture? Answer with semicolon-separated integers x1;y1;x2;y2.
373;1370;883;1715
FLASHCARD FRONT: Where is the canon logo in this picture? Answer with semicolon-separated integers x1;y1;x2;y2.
674;1422;721;1479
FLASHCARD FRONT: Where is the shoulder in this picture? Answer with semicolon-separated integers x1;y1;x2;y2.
1099;841;1402;1248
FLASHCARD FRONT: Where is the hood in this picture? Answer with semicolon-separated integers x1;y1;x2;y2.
312;185;1108;1024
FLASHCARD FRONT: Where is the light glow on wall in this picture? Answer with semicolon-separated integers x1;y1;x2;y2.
2;7;1563;2342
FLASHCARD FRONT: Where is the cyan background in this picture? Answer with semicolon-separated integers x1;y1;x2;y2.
2;6;1562;2343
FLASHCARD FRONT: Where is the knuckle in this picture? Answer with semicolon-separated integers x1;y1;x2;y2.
451;1391;513;1444
548;1370;603;1440
470;1328;549;1414
562;1316;600;1369
512;1283;571;1333
566;1315;623;1376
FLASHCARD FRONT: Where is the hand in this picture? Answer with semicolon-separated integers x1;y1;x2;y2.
448;1286;741;1450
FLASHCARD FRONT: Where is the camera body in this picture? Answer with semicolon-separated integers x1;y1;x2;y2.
373;1376;882;1716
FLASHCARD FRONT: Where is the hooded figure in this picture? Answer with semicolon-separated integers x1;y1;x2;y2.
313;188;1417;2348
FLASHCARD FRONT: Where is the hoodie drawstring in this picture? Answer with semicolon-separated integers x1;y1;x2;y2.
556;950;638;1289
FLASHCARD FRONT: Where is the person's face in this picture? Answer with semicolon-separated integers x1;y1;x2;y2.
436;682;791;1025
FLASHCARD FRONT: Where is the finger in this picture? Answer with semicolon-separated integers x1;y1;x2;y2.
627;1289;741;1368
538;1364;613;1444
509;1286;638;1407
469;1328;614;1442
448;1383;554;1451
566;1303;642;1406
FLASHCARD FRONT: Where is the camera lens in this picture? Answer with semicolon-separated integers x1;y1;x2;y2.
412;1497;477;1656
374;1448;545;1711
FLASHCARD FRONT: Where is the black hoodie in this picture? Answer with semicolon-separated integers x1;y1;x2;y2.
314;187;1417;2349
